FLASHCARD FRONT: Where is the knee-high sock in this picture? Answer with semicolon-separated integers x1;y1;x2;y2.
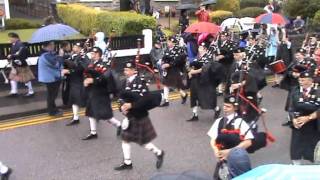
107;117;121;127
144;142;162;156
10;80;18;94
25;81;34;94
179;89;186;97
0;161;8;174
72;104;79;120
163;86;169;102
218;83;224;93
192;106;198;116
88;117;97;134
122;141;132;165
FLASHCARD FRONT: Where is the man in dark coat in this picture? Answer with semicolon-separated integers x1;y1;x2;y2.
290;70;320;164
114;61;164;171
187;44;225;121
82;47;121;140
63;42;90;126
7;32;35;97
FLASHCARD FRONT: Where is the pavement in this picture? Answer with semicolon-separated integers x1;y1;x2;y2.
0;85;299;180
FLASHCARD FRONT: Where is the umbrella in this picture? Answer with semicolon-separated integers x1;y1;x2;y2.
185;22;220;34
255;13;289;25
150;170;212;180
240;17;255;30
29;23;79;43
200;0;217;6
176;3;198;10
220;18;243;31
233;164;320;180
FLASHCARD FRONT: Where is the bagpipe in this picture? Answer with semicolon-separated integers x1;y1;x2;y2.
103;30;117;68
134;38;162;90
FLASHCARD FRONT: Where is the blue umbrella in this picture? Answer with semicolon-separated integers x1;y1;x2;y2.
233;164;320;180
29;23;79;43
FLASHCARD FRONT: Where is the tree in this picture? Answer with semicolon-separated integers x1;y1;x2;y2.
284;0;320;18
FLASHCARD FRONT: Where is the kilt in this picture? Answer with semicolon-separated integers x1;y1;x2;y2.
121;116;157;145
162;68;184;89
9;66;35;83
68;83;87;107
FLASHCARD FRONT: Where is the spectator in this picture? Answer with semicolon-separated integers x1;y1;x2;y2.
263;0;274;13
179;10;189;33
38;41;64;116
195;5;210;22
293;16;305;34
149;40;164;73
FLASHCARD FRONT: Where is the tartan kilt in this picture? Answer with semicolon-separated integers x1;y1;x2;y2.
162;68;184;89
9;66;35;83
121;116;157;145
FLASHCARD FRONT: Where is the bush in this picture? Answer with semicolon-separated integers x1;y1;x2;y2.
57;4;156;36
209;10;233;24
313;10;320;26
240;0;268;8
212;0;240;12
235;7;265;18
162;28;174;37
5;18;42;30
283;0;320;18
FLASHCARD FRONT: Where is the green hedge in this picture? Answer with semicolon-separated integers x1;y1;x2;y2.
212;0;240;12
313;10;320;26
57;4;156;36
5;18;42;30
283;0;320;18
209;10;233;24
235;7;265;18
240;0;268;8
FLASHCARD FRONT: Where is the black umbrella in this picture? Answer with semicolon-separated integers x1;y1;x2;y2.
176;3;198;10
200;0;217;6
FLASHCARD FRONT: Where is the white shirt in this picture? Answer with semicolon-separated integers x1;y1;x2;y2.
207;113;254;141
127;74;137;83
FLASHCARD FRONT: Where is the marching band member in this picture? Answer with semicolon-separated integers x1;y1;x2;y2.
114;61;164;171
208;95;253;179
160;36;188;107
187;43;225;121
7;32;35;97
289;70;320;165
82;47;121;140
0;161;12;180
63;42;90;126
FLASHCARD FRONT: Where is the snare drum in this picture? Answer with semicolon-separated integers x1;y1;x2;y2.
269;60;286;74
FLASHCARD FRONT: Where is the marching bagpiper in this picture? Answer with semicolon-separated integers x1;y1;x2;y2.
114;61;164;171
82;47;121;140
7;32;35;97
187;43;225;121
289;70;320;165
62;42;90;126
160;36;188;107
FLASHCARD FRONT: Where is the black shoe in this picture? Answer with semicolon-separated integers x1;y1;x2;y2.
116;126;121;137
1;168;12;180
181;94;188;104
114;163;133;171
66;119;80;126
6;93;18;98
24;93;35;97
156;151;165;169
82;133;98;140
186;115;199;122
282;121;292;127
159;102;169;107
214;108;221;119
49;110;63;117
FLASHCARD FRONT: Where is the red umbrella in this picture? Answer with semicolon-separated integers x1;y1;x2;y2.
185;22;221;34
255;13;289;25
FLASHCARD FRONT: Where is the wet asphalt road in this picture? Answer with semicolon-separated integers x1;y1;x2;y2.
0;86;293;180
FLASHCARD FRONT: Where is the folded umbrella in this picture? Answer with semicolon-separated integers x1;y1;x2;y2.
29;23;80;43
